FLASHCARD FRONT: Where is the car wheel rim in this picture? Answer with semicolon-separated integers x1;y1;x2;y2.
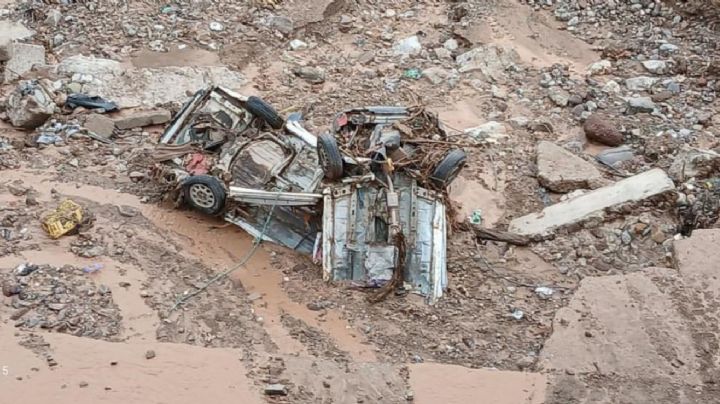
189;184;216;208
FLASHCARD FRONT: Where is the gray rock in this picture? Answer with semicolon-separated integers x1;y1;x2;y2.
5;43;46;83
668;147;720;181
602;80;621;94
265;384;288;396
392;35;421;56
587;60;611;76
509;169;675;236
292;66;325;84
267;15;294;35
53;34;65;47
548;87;570;107
666;81;680;94
113;109;171;130
7;81;55;129
433;47;452;59
626;97;656;114
0;21;34;61
642;60;668;74
455;45;519;81
289;39;308;50
625;76;658;91
45;9;62;27
464;121;508;143
659;43;678;53
83;114;115;139
595;146;635;167
537;141;602;193
443;38;458;51
509;116;529;129
422;67;452;85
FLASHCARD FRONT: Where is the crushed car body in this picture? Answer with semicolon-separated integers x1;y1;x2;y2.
154;87;466;303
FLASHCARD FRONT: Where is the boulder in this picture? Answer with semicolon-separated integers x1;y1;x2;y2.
6;81;55;129
537;141;602;193
583;114;623;146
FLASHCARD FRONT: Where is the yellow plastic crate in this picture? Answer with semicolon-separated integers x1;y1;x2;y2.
42;199;83;239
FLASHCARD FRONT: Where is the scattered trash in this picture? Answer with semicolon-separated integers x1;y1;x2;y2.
82;263;104;274
469;209;483;225
15;263;39;276
41;199;84;239
65;94;118;112
403;68;422;80
511;309;525;320
534;286;555;298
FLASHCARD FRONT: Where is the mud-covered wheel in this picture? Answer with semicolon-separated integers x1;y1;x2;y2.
182;175;226;215
430;149;466;188
246;96;284;130
317;133;344;180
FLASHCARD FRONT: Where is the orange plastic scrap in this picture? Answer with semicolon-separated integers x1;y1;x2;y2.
41;199;83;239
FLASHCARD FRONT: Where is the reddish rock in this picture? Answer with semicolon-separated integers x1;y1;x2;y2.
583;114;623;146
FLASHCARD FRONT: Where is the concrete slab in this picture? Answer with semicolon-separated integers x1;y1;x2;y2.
509;168;675;236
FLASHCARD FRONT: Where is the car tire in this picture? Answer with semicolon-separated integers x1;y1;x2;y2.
246;96;284;130
430;149;466;188
183;175;226;215
317;133;344;180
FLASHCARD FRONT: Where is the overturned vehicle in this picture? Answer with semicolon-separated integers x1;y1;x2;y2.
154;87;466;303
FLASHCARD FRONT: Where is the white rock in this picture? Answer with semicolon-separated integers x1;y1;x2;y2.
392;36;421;56
289;39;308;50
209;22;224;32
642;60;667;74
464;121;508;143
443;38;458;51
625;76;658;91
587;59;611;76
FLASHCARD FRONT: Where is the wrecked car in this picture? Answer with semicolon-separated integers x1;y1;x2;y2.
157;86;323;254
315;106;466;302
155;88;465;302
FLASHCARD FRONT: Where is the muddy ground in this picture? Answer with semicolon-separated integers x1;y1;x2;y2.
1;0;720;403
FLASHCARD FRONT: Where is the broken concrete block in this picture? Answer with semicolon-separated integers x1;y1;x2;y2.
112;109;171;130
668;146;720;182
6;80;56;129
537;141;602;193
0;21;33;61
4;43;46;83
82;114;115;139
509;169;675;236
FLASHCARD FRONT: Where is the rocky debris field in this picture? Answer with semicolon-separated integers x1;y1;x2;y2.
0;0;719;403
